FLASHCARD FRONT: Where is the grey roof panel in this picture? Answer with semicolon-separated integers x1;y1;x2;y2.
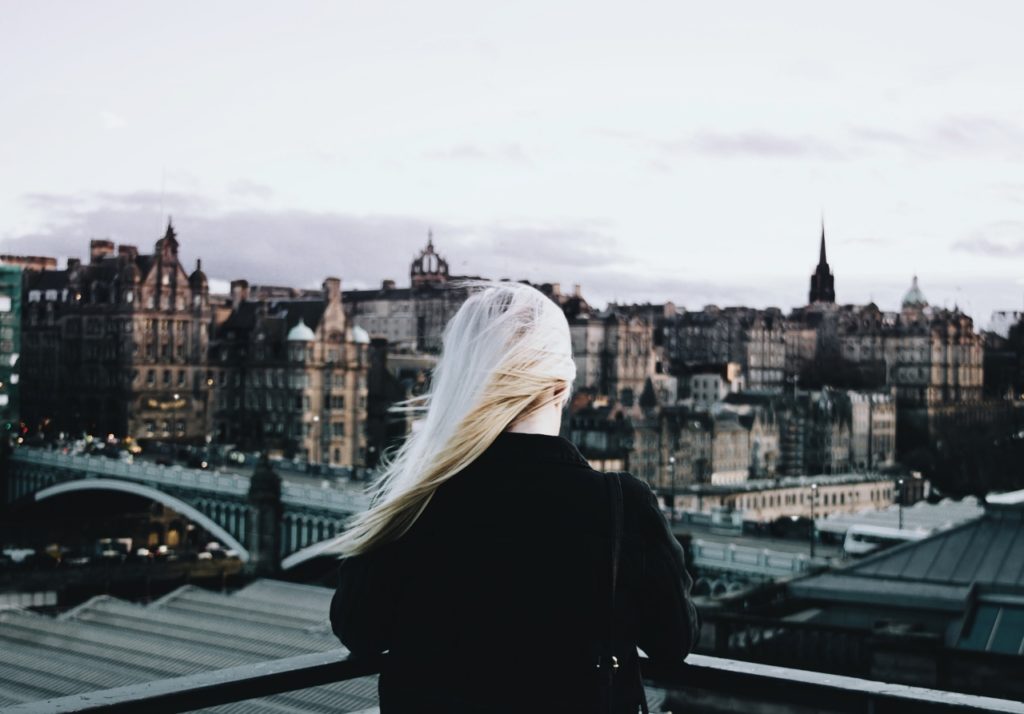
972;520;1021;584
0;580;376;711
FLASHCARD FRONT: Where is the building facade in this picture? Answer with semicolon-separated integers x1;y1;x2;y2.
19;227;214;442
210;277;369;467
0;265;22;434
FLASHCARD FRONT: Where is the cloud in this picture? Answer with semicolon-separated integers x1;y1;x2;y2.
842;236;888;246
676;131;845;160
425;143;530;163
2;189;802;312
227;180;275;200
850;116;1024;160
1;191;630;297
952;221;1024;257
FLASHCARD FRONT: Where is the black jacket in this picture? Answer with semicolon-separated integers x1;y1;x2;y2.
331;432;699;713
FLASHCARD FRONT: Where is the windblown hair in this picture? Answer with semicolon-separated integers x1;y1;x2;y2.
335;281;576;556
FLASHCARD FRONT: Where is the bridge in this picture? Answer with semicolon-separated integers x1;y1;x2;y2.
3;447;372;571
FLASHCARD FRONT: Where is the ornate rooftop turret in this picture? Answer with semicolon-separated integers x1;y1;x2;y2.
902;275;928;310
155;218;179;257
287;318;316;342
188;259;208;293
410;230;450;288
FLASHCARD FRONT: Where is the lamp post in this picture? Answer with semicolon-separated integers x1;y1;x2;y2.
897;478;905;530
810;482;818;559
172;392;180;443
668;455;677;524
312;415;320;467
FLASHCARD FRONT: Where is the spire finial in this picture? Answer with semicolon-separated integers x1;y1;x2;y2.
819;217;827;265
427;228;434;251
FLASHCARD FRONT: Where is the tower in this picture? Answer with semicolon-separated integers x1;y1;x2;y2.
809;222;835;304
246;453;282;576
410;230;450;288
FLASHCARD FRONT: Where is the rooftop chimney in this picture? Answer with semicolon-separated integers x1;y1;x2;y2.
90;239;115;263
230;279;250;310
322;277;341;305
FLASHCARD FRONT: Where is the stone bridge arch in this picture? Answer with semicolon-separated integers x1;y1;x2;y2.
35;478;250;561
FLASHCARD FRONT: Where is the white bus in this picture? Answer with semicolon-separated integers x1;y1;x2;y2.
843;524;929;557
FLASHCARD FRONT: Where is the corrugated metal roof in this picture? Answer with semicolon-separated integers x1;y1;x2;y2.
791;505;1024;607
0;580;378;713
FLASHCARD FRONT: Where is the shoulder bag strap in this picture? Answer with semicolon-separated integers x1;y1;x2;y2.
608;473;649;714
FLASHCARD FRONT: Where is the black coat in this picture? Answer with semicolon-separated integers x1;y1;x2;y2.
331;431;700;713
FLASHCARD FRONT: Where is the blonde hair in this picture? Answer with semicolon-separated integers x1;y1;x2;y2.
335;281;576;556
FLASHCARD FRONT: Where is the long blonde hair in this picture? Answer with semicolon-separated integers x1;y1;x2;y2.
335;281;576;556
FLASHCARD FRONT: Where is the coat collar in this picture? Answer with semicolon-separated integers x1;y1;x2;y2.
482;431;590;467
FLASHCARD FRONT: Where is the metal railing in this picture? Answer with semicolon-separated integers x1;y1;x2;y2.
3;649;1022;714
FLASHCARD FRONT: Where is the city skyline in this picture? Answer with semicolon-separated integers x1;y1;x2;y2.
3;2;1024;323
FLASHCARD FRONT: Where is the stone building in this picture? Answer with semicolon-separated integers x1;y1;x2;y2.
210;277;369;468
570;310;660;404
676;472;897;522
849;389;897;470
343;235;473;354
0;265;22;434
344;233;592;356
684;362;744;411
662;306;787;394
18;225;214;442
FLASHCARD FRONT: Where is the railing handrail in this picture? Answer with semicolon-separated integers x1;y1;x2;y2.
3;649;1022;714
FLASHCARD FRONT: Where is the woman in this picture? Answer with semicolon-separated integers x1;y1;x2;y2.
331;281;699;713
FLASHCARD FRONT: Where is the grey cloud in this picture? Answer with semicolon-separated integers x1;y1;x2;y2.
682;131;845;160
848;126;916;148
850;116;1024;160
930;116;1024;156
842;236;888;246
227;180;275;200
425;143;530;163
952;221;1024;257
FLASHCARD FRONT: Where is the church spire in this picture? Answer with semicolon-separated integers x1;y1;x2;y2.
809;220;835;305
819;220;827;265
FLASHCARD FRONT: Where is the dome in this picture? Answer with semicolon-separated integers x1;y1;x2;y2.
287;318;316;342
902;275;928;309
351;325;370;344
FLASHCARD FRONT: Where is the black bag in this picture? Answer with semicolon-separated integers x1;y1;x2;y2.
597;472;649;714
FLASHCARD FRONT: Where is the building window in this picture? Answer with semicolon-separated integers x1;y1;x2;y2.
163;369;171;385
332;421;345;437
146;369;155;386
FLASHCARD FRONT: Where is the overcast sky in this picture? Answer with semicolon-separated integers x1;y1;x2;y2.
2;2;1023;325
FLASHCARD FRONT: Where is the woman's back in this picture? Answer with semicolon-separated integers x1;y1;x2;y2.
331;432;700;713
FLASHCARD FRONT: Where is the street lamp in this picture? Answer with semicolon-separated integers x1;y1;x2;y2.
173;392;180;442
668;455;677;524
897;478;905;530
309;415;317;465
810;482;818;559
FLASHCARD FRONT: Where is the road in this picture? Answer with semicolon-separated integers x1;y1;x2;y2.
673;521;845;559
